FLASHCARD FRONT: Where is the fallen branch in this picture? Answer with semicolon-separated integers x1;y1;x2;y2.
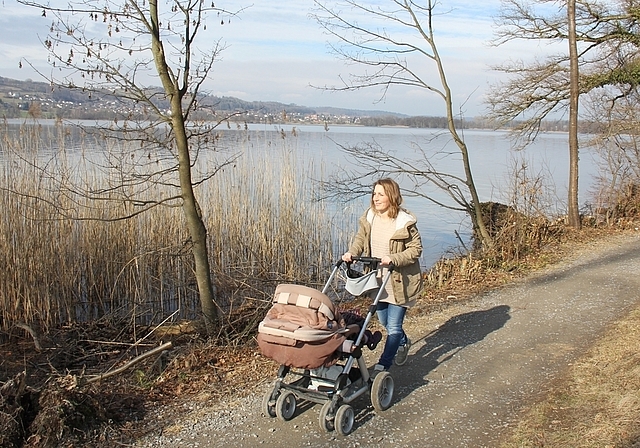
82;341;173;385
99;309;179;374
78;339;155;347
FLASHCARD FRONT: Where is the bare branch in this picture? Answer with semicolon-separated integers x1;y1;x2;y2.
311;0;494;248
82;341;172;385
490;0;640;137
14;1;249;332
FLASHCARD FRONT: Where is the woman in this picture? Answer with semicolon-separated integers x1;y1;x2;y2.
342;178;424;373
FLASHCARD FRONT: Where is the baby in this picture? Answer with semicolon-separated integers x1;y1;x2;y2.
339;308;382;352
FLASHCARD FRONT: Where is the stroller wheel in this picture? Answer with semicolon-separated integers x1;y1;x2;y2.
275;391;297;421
261;388;277;418
371;371;394;411
335;404;355;436
318;401;335;432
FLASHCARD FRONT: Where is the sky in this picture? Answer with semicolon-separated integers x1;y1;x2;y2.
0;1;561;117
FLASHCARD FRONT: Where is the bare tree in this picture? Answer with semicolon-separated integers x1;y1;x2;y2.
489;0;640;228
568;0;581;227
311;0;494;250
18;0;244;334
583;82;640;222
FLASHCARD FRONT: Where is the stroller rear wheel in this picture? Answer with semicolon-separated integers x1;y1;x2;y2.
371;371;394;411
335;404;355;436
275;391;297;421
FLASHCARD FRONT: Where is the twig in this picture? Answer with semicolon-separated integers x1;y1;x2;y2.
103;309;180;373
454;230;470;252
139;309;180;346
75;350;121;363
82;341;172;385
79;339;154;347
13;322;43;351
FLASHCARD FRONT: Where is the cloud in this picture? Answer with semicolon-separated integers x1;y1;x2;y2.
0;4;49;78
0;1;557;117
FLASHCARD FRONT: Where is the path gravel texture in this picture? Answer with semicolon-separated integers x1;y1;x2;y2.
136;232;640;448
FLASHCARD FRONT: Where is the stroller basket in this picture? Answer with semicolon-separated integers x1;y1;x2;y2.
345;268;379;296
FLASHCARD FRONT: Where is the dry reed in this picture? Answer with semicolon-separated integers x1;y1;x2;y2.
0;121;349;337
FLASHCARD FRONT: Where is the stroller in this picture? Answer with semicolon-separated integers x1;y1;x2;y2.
257;257;394;436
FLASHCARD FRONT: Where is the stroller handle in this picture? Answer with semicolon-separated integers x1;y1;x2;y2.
335;256;395;272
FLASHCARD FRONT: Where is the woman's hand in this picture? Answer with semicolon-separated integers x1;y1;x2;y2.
380;255;393;266
342;252;353;262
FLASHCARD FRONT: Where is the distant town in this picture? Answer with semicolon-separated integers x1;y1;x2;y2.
1;76;571;132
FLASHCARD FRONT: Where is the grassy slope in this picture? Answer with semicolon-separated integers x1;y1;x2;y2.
497;239;640;448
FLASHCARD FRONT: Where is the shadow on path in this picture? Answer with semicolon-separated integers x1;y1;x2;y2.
393;305;511;399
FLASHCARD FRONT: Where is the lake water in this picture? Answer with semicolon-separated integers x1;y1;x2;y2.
220;123;600;268
3;119;600;269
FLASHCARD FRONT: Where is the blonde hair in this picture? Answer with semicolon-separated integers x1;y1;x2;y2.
370;178;403;219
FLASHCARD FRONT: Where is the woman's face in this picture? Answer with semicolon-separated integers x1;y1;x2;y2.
373;184;390;215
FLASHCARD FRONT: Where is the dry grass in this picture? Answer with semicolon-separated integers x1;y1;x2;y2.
500;306;640;448
0;121;351;336
421;204;571;306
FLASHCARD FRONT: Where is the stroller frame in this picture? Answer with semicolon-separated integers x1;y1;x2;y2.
261;257;395;436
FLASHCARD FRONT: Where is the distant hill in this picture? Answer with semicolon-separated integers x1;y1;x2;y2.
198;95;406;118
0;76;406;120
1;76;575;132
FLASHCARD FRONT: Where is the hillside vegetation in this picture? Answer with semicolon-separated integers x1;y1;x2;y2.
0;75;571;130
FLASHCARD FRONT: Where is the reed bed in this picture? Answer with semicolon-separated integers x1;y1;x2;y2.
0;121;350;336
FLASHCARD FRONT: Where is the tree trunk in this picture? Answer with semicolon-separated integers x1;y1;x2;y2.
172;109;219;333
453;134;494;250
148;1;218;333
567;0;581;229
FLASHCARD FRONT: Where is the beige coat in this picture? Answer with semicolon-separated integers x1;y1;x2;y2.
348;208;424;305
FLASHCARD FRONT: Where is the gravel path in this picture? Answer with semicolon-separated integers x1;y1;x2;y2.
135;232;640;448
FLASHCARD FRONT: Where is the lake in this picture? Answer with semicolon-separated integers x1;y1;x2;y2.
218;123;600;268
3;119;600;269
